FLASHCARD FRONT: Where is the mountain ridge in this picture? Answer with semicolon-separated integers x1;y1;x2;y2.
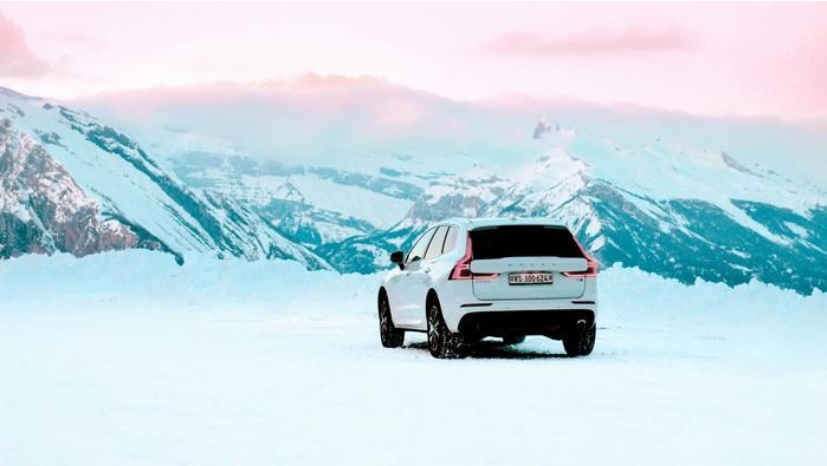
0;87;330;269
1;85;824;294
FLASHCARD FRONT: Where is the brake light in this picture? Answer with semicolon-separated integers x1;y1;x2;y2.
562;258;598;278
562;235;599;278
449;237;498;281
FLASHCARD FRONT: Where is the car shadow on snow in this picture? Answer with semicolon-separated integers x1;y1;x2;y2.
406;340;570;360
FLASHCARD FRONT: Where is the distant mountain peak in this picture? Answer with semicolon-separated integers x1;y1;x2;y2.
0;86;331;270
720;151;763;177
533;119;576;140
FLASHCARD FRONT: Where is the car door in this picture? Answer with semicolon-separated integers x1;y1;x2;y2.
404;225;450;330
390;227;436;328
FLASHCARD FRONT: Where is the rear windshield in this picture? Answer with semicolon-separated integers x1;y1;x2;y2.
470;225;583;259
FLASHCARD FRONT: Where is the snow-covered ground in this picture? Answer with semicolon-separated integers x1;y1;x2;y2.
1;251;825;465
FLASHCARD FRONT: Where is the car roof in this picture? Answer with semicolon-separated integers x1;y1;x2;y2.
440;217;569;230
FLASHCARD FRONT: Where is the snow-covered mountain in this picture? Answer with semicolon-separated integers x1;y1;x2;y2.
0;87;329;269
3;81;825;294
347;141;823;292
168;152;424;247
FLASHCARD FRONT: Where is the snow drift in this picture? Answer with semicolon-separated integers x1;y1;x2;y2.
1;251;825;465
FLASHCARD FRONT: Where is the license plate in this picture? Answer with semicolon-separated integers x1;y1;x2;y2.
508;272;554;285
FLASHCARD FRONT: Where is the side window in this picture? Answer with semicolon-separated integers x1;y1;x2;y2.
424;226;449;260
442;226;458;254
405;228;436;263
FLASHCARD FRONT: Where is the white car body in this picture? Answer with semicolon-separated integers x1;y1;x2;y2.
379;218;598;353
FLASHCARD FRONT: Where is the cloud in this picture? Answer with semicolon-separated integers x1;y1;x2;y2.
485;25;693;57
57;30;107;51
0;13;50;77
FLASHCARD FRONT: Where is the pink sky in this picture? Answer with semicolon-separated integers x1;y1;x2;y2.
0;2;825;118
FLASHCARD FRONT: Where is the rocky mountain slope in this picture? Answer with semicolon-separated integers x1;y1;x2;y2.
0;118;165;259
0;87;329;269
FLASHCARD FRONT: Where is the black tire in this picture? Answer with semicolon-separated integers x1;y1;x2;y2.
503;334;526;345
563;325;596;357
378;292;404;348
427;297;466;359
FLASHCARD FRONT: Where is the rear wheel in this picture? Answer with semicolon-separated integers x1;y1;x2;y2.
427;297;466;359
563;325;596;357
378;293;404;348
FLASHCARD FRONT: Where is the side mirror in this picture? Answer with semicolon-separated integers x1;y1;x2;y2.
390;251;405;270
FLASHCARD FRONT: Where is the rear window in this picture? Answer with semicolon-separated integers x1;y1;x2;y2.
470;225;583;259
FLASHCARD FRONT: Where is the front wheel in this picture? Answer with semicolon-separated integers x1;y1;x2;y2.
427;298;466;359
563;325;596;357
379;293;404;348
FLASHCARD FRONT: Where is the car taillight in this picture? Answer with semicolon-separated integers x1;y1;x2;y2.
449;237;498;281
562;258;598;278
562;234;599;278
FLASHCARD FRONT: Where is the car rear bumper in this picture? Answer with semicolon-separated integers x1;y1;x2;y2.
435;278;598;334
441;297;598;334
457;309;595;340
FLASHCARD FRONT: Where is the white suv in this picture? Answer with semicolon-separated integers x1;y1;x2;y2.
378;218;598;359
